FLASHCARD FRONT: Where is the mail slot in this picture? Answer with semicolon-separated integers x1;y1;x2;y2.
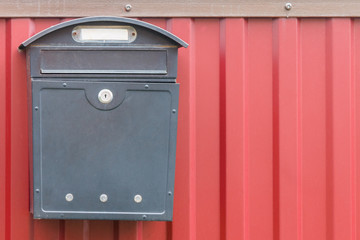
19;16;188;221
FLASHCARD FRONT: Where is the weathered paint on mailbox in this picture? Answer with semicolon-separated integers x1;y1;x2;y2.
1;17;360;239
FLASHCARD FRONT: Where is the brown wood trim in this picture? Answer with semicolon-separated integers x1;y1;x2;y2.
0;1;360;17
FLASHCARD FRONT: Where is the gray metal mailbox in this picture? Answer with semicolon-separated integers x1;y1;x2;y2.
19;16;187;221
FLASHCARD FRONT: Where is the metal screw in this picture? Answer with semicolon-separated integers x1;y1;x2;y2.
65;193;74;202
172;109;176;113
285;3;292;10
125;4;132;12
134;194;142;203
100;194;108;203
142;215;147;219
35;189;40;193
145;85;149;89
168;191;172;196
34;106;39;111
63;83;67;87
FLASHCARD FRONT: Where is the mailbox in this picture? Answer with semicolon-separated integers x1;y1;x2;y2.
19;17;187;221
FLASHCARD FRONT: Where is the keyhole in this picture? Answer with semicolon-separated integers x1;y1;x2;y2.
98;89;113;104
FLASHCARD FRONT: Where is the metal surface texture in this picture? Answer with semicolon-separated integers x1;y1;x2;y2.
1;17;360;239
1;1;360;17
31;81;179;220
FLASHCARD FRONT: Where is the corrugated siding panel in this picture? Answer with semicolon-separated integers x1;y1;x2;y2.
1;17;360;240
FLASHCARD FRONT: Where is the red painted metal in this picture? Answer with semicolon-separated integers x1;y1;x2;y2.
0;18;6;240
1;17;360;240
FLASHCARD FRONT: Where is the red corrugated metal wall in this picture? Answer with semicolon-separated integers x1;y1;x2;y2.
1;17;360;240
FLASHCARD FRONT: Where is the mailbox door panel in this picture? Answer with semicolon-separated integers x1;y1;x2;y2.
31;80;179;221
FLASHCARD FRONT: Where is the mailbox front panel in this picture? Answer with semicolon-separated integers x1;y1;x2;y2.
31;80;179;220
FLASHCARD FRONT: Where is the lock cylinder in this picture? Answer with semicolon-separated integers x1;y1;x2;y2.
98;89;113;104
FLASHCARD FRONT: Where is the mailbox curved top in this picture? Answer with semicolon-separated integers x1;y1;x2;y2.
19;16;188;49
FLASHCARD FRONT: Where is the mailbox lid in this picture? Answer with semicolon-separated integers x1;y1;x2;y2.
19;16;188;49
20;17;187;81
28;46;179;81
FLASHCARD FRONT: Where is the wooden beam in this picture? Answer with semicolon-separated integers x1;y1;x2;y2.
0;0;359;17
